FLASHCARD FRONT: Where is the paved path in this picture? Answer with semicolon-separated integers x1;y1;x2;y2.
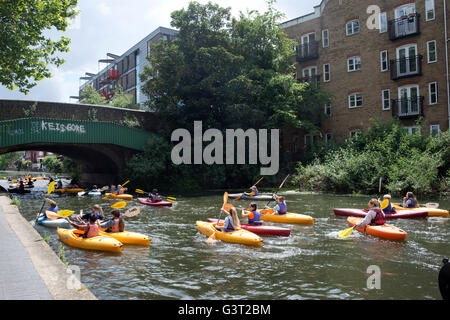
0;202;52;299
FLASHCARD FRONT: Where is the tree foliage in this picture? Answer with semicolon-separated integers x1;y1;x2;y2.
0;0;78;93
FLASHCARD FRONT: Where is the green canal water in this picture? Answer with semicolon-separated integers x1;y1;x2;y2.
1;175;449;300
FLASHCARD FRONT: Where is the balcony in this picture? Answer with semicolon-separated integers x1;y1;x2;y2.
388;13;420;41
391;96;424;119
390;55;423;80
296;41;319;63
298;75;321;86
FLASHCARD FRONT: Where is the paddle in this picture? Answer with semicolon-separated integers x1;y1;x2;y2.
338;200;390;239
265;174;290;207
206;192;228;244
135;189;176;202
35;181;56;221
123;206;141;218
45;210;75;220
234;177;264;201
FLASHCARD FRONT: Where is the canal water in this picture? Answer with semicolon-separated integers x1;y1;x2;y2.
1;175;449;300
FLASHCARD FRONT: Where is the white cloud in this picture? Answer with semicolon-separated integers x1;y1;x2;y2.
0;0;319;103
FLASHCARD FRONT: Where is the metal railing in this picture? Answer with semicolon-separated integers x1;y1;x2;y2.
388;13;421;40
391;96;424;119
296;41;319;63
390;55;423;80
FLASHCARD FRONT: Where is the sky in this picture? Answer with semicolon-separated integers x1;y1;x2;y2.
0;0;319;103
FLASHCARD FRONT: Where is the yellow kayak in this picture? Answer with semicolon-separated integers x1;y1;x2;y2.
105;193;133;201
196;221;262;246
393;203;449;217
54;188;85;194
256;209;314;224
57;228;123;253
99;230;150;246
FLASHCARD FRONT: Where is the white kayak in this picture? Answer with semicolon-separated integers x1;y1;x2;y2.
36;214;72;228
87;190;102;196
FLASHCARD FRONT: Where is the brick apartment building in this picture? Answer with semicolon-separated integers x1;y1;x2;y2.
76;27;178;108
281;0;449;153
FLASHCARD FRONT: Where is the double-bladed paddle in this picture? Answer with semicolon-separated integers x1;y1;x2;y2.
206;192;228;244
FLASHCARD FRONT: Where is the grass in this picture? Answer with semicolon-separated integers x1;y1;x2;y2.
10;197;20;206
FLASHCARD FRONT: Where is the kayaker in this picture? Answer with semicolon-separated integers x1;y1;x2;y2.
215;207;241;232
68;179;78;189
43;197;59;219
355;199;386;227
402;192;418;208
65;214;100;239
148;189;162;203
84;204;104;222
18;180;25;192
116;185;127;195
100;210;125;233
381;194;396;214
265;195;287;215
241;203;262;225
56;180;63;189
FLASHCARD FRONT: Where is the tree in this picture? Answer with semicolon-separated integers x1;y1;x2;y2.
0;0;78;93
79;85;107;105
41;155;63;173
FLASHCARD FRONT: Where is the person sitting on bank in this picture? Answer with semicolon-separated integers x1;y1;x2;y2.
215;206;241;232
265;195;287;215
381;194;396;214
402;192;419;208
148;189;162;203
66;214;100;239
100;210;125;233
241;203;262;225
355;199;386;228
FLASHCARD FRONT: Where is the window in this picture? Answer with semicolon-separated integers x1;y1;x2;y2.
429;82;438;105
323;64;330;82
324;103;332;116
382;89;390;110
347;56;361;72
380;50;388;72
349;93;363;108
379;12;387;33
404;126;420;135
325;133;333;143
427;40;437;63
430;124;440;137
322;29;329;47
346;20;360;36
425;0;435;21
304;134;321;148
349;129;361;138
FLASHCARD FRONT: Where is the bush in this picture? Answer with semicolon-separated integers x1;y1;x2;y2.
292;119;449;196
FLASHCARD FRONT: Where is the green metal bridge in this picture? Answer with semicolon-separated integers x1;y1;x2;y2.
0;117;155;185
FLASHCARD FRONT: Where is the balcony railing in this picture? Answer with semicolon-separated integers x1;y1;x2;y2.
298;75;321;86
296;41;319;63
390;55;423;80
391;96;424;119
388;13;420;41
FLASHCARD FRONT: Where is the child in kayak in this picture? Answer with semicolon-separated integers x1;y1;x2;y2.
215;206;241;232
116;185;128;195
100;210;125;233
148;189;162;203
355;199;386;227
265;195;287;215
402;192;418;208
381;194;396;214
65;214;100;238
241;203;262;225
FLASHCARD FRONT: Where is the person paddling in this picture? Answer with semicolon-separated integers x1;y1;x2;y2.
355;199;386;228
66;214;100;239
43;197;59;219
100;210;125;233
381;194;396;214
244;186;259;197
148;189;162;203
241;203;262;225
265;195;287;215
215;206;241;232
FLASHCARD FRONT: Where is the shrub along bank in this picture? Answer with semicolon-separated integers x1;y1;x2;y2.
292;120;450;197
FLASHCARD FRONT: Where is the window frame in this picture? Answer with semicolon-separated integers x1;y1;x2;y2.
349;129;361;138
425;0;435;21
382;89;391;110
380;50;388;72
324;103;332;116
427;40;437;63
428;82;438;105
347;56;361;72
322;29;329;48
348;92;363;108
430;124;440;137
323;63;331;82
404;126;421;135
379;12;387;33
346;19;360;36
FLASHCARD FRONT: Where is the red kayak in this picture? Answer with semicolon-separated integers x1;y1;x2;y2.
138;198;173;207
207;218;291;237
333;208;427;219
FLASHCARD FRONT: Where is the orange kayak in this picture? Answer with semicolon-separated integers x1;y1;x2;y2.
347;217;407;241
